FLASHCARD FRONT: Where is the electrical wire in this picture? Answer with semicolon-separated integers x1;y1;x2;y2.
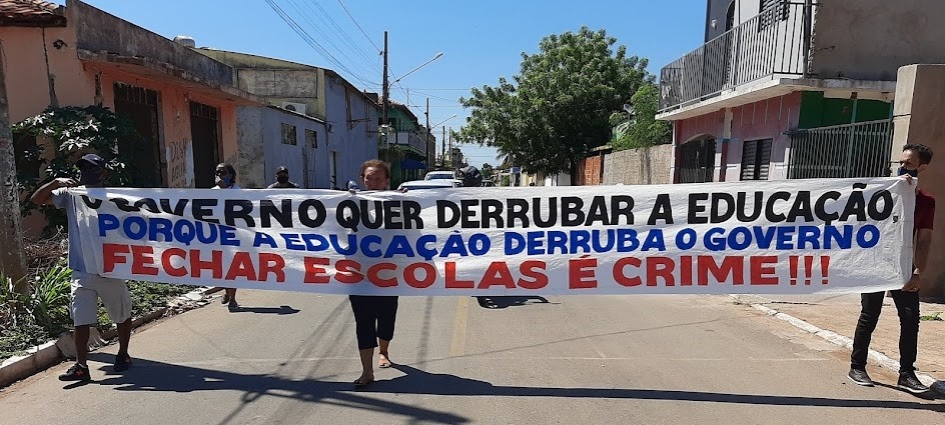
264;0;378;87
280;0;379;81
336;0;382;52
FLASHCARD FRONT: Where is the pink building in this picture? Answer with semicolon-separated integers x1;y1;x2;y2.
2;0;261;195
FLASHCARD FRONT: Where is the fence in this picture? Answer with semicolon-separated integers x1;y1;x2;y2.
787;119;893;179
659;2;810;112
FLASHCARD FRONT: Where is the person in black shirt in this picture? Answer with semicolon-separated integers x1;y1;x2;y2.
267;166;300;189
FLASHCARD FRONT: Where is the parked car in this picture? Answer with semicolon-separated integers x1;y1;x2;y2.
398;179;463;191
481;180;496;187
424;170;457;181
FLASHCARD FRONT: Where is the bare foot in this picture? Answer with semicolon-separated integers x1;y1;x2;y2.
378;352;392;368
353;374;374;387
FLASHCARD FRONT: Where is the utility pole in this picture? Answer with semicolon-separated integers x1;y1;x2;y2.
425;97;430;170
0;41;28;291
448;127;453;171
441;126;446;169
382;31;390;164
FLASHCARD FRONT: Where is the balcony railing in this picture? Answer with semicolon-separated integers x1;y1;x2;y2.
391;131;427;154
659;2;811;112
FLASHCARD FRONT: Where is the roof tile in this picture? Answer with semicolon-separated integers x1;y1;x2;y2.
0;0;66;27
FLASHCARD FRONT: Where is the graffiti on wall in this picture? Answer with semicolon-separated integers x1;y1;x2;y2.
165;138;195;188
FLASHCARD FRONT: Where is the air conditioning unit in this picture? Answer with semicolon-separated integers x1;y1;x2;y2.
281;102;307;115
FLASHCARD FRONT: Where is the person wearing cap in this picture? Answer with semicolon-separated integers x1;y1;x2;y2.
31;154;134;382
266;166;299;189
212;163;242;310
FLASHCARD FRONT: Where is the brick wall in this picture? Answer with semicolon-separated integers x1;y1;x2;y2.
576;155;603;185
602;144;673;185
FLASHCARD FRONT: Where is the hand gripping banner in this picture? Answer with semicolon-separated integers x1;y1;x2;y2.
68;177;914;296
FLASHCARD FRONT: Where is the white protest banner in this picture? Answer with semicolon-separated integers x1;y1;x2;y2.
68;177;914;296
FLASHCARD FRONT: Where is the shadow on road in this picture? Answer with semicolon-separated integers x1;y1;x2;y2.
84;354;944;418
228;305;300;315
474;296;553;309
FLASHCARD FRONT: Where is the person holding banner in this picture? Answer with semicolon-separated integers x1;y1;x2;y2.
350;159;399;387
213;163;242;311
31;154;134;381
848;143;934;394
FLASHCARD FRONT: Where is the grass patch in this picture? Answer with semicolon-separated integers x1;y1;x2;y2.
920;312;943;321
2;260;198;361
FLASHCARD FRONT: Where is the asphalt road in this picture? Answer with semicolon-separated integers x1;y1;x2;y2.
1;291;942;424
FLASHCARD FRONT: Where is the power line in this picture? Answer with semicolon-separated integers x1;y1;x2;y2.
264;0;377;87
336;0;382;52
303;0;379;69
280;0;379;81
401;88;473;91
410;90;463;103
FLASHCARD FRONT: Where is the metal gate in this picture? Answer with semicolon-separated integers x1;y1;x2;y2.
787;120;893;179
189;102;220;188
114;83;162;187
677;138;716;183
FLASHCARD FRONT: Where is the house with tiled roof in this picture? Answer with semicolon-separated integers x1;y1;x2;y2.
0;0;65;27
2;0;263;204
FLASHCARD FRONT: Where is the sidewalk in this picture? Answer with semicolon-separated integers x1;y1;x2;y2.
734;293;945;388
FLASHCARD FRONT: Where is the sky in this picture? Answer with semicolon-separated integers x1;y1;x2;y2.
64;0;707;169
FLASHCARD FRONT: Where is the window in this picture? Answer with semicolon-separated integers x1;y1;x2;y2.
305;129;317;148
281;123;297;145
758;0;788;31
740;139;772;181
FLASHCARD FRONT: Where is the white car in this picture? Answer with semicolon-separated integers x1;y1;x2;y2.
398;179;463;191
424;170;457;181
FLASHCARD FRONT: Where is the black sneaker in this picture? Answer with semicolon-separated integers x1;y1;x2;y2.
898;371;930;394
848;368;874;386
58;363;91;381
227;299;239;311
221;294;230;305
113;353;132;372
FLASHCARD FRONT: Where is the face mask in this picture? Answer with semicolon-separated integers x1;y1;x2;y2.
277;176;289;184
897;167;919;178
79;168;104;186
216;174;233;186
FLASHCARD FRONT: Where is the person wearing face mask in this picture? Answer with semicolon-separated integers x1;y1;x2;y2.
31;154;135;382
848;143;935;395
266;166;299;189
212;163;241;310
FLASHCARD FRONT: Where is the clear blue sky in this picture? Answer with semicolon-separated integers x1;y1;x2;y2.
67;0;707;169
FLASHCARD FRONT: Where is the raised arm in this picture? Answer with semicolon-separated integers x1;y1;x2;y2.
31;178;76;206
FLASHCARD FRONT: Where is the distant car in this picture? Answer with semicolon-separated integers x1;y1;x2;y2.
424;170;457;181
481;180;496;187
398;179;463;191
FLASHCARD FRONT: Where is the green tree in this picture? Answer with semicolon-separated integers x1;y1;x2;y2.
13;105;142;233
611;83;671;150
480;163;494;180
457;27;653;180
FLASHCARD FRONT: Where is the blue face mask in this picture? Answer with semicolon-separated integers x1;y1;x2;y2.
897;167;919;178
215;174;233;186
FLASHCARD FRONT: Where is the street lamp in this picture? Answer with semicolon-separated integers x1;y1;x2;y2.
431;114;457;129
393;52;444;85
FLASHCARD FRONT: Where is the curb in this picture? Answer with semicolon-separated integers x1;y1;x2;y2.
733;295;945;396
0;286;217;388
